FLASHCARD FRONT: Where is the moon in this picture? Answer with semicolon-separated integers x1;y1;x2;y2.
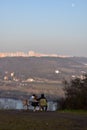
72;3;75;7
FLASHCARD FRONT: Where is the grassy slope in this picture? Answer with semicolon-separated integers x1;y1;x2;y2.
0;110;87;130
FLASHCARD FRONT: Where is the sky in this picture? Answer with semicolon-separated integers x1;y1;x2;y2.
0;0;87;56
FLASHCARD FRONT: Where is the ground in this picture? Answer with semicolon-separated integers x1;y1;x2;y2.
0;110;87;130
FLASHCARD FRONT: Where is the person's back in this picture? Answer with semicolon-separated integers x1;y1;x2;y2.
39;94;47;111
30;94;39;111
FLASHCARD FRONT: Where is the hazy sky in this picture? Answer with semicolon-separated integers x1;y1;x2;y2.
0;0;87;56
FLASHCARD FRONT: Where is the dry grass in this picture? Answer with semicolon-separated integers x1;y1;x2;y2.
0;110;87;130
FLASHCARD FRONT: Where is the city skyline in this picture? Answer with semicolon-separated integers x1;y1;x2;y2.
0;0;87;57
0;50;71;57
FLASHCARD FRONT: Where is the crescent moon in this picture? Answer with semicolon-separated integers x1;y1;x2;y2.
72;3;75;7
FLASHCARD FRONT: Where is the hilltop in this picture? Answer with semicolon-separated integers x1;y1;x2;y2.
0;110;87;130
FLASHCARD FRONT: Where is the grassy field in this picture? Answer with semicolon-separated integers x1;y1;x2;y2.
0;110;87;130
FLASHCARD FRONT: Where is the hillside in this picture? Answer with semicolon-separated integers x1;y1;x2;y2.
0;57;86;80
0;57;87;99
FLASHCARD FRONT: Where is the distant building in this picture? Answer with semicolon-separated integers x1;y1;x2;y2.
0;51;70;58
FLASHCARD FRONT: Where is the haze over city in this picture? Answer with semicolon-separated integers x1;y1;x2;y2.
0;0;87;57
0;50;71;57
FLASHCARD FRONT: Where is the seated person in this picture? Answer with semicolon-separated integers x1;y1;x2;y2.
30;94;39;111
39;94;48;111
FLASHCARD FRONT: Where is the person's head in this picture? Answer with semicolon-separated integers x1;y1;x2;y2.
41;93;44;98
32;94;37;99
31;94;35;99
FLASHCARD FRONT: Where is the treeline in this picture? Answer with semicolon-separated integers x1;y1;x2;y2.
59;75;87;110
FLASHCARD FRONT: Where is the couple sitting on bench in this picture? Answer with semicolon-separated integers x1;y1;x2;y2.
23;93;48;111
30;93;48;111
